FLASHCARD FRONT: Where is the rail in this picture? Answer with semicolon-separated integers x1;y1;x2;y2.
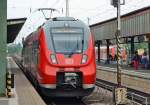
128;92;149;105
96;78;150;105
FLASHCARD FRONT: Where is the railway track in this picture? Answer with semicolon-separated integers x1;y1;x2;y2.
44;97;87;105
96;78;150;105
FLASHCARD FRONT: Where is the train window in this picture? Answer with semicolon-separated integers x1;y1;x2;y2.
32;40;39;64
49;27;90;54
52;32;83;54
44;24;90;53
33;41;39;49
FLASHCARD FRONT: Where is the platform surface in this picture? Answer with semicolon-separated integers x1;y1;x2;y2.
97;62;150;74
0;57;46;105
97;65;150;79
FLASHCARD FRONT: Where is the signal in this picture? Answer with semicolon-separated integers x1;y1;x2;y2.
111;0;125;7
111;0;118;7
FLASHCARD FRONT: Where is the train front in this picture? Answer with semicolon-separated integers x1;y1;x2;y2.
38;17;96;97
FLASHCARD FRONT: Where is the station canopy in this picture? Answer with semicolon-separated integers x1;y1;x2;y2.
7;18;26;43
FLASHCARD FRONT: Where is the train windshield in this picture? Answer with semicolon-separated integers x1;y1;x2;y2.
51;28;83;54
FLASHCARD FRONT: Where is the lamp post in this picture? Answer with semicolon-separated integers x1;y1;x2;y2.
111;0;127;104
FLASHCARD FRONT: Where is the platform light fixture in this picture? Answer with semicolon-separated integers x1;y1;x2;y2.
110;0;127;104
111;0;125;7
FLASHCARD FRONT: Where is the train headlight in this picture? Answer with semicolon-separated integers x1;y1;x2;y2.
81;54;88;64
50;54;57;64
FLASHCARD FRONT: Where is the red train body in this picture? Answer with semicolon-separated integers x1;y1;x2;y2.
22;17;96;97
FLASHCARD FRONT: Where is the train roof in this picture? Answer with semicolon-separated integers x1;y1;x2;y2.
44;17;89;29
52;17;76;21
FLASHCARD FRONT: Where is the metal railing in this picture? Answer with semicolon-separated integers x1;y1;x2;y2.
128;92;149;105
96;79;150;105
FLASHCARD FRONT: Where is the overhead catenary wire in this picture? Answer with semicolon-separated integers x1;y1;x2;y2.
8;0;148;20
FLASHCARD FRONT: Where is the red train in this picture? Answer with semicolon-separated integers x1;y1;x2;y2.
22;17;96;97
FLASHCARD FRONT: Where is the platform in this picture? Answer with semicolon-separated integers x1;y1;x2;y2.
0;57;46;105
97;62;150;73
96;65;150;94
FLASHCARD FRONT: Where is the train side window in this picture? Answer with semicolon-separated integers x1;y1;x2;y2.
33;40;39;64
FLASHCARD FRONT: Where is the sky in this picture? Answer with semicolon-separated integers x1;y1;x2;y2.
7;0;150;43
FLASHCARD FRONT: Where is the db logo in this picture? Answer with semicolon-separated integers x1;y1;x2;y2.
65;58;74;64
